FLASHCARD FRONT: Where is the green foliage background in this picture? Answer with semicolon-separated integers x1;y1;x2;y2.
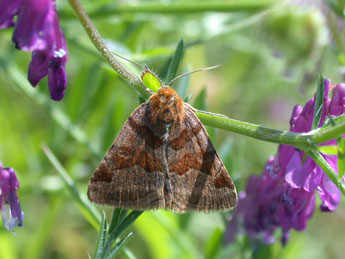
1;0;345;258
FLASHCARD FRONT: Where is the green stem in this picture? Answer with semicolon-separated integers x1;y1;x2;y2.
196;110;345;147
311;123;345;144
61;0;275;18
67;0;151;99
308;149;345;196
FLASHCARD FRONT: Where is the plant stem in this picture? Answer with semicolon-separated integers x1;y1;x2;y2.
61;0;275;18
67;0;151;99
196;110;345;147
308;149;345;196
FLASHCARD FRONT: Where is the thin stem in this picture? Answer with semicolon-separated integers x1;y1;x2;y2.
311;123;345;144
67;0;151;99
60;0;275;19
308;149;345;196
195;110;345;147
196;110;307;146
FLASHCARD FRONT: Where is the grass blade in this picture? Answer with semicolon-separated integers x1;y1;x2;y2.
175;67;190;99
103;210;142;256
108;209;128;235
104;232;135;259
42;144;101;229
165;39;184;84
94;212;108;259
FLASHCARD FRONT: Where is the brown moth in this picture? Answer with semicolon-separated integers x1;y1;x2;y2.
88;73;237;213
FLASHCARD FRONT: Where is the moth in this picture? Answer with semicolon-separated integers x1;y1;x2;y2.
88;69;237;213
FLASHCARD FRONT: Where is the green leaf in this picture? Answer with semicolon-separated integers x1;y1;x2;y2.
104;232;135;259
338;138;345;178
204;228;223;259
141;69;162;92
94;212;108;259
112;211;143;241
317;145;338;155
42;145;101;229
138;95;146;104
184;95;192;103
165;39;184;84
174;67;190;99
312;74;324;130
193;88;207;110
108;209;128;235
103;210;143;256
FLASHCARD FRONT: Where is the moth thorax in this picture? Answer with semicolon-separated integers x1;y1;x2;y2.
149;87;184;124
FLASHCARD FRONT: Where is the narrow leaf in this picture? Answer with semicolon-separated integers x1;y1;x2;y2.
103;211;142;256
112;211;143;242
312;74;324;130
108;209;128;235
184;95;192;103
138;95;146;104
175;67;190;98
204;228;223;259
193;88;207;111
104;232;135;259
317;145;338;155
165;39;184;84
94;212;107;259
338;139;345;178
42;145;101;229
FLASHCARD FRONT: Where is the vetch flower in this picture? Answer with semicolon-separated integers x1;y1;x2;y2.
12;0;55;51
28;11;68;100
225;157;315;245
0;163;24;231
0;0;22;29
225;79;344;245
0;0;68;101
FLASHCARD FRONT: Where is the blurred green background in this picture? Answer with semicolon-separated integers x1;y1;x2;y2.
1;0;345;258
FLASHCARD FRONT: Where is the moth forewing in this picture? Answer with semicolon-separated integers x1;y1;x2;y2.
88;88;237;212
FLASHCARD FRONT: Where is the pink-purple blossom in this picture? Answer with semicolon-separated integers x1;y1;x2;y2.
0;163;23;231
225;79;344;245
0;0;68;101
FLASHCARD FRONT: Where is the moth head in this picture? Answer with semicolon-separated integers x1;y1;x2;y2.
149;87;184;123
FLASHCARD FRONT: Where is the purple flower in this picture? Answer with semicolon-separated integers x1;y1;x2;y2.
13;0;55;51
0;0;22;29
0;163;24;231
225;158;315;245
225;79;344;245
28;11;68;101
329;83;345;115
0;0;68;101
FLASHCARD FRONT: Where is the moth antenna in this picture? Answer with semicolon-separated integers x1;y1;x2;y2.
167;65;222;86
112;52;146;69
